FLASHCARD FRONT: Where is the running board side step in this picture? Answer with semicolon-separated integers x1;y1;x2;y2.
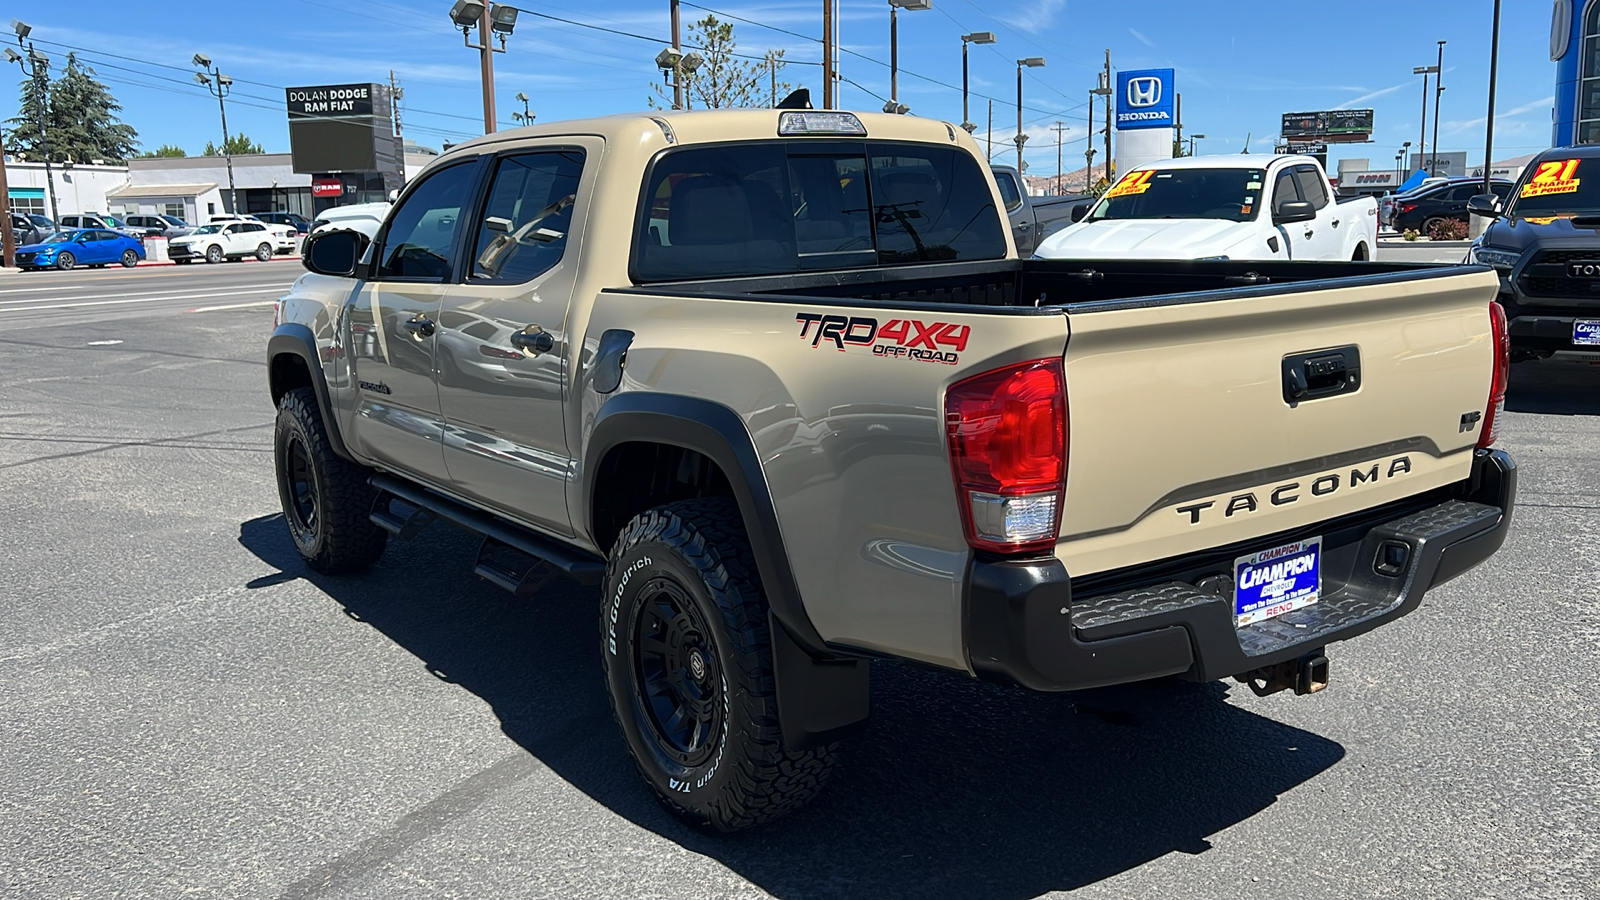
368;473;606;587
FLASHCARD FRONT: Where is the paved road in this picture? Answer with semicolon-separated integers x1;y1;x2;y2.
0;258;299;329
0;276;1596;898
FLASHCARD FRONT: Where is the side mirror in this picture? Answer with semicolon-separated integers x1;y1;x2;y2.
1466;193;1501;218
1273;200;1317;225
1070;203;1090;223
303;229;369;278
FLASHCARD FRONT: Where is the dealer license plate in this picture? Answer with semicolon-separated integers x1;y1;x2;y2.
1575;320;1600;346
1234;537;1321;628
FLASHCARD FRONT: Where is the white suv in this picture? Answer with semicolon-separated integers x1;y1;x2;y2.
168;222;284;264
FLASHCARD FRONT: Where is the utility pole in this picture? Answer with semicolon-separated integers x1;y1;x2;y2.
1175;92;1182;155
671;0;684;110
1483;0;1501;196
0;126;14;269
1085;89;1096;191
770;55;777;106
193;55;239;215
389;70;404;138
1431;40;1446;174
987;99;993;160
822;0;834;107
477;6;496;132
1103;49;1113;184
1052;121;1066;194
6;28;59;223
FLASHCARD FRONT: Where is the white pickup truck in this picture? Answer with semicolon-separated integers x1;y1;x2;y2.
1036;155;1379;262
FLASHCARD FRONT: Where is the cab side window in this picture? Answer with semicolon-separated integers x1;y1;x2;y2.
470;149;586;283
995;172;1023;211
1272;169;1303;214
1291;165;1329;209
377;162;478;282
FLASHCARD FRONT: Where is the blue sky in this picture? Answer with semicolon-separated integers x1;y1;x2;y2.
0;0;1556;178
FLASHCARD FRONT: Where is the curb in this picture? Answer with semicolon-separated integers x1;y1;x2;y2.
137;256;301;268
1378;240;1472;249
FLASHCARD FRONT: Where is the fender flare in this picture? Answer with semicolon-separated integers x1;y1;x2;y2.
268;323;353;461
585;392;869;750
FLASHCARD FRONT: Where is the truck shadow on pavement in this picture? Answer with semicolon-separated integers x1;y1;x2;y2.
240;514;1344;899
1507;357;1600;416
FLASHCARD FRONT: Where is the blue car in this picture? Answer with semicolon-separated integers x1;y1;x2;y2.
16;228;146;271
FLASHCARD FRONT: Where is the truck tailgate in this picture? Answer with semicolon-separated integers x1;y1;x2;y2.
1055;267;1501;577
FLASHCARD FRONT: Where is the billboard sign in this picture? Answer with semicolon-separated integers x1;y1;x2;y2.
1280;109;1374;143
1115;68;1176;131
286;83;400;178
286;84;377;118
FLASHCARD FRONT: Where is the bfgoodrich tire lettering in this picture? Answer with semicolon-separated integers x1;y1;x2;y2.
601;497;837;831
273;387;388;573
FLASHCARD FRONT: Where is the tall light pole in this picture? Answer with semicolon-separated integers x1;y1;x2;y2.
1085;88;1097;191
884;0;930;115
192;54;239;215
1483;0;1501;196
822;0;834;108
7;21;57;223
513;91;534;125
1052;121;1066;194
0;124;13;268
1014;57;1045;175
1413;62;1439;173
448;0;518;134
1188;133;1206;156
959;31;995;133
1091;71;1113;185
1431;40;1446;174
1397;140;1411;181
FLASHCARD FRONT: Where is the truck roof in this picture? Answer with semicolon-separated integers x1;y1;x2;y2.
1130;154;1318;171
442;109;969;157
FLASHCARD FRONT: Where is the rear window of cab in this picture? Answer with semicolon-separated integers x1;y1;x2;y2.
633;141;1007;283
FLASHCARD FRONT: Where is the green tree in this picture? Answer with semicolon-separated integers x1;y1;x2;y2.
5;53;140;162
649;16;792;110
203;134;265;156
137;144;188;158
1172;138;1190;158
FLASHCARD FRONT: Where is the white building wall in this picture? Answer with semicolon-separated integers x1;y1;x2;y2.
5;161;130;218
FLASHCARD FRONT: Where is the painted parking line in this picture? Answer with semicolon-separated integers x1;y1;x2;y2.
0;287;287;314
0;283;290;304
188;301;279;313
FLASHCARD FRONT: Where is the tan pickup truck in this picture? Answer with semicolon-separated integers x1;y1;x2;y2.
268;109;1516;831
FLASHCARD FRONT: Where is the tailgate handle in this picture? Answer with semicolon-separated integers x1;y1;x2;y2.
1282;346;1360;406
1225;271;1270;285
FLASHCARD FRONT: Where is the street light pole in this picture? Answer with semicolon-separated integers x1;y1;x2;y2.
1014;57;1045;175
1484;0;1501;196
884;0;928;115
7;24;58;223
1053;120;1065;195
477;6;496;132
822;0;834;108
513;91;534;125
959;32;995;133
448;1;517;133
1413;63;1438;173
193;56;238;214
0;125;14;269
1431;40;1446;175
671;0;683;110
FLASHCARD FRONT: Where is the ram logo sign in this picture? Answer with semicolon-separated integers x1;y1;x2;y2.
1115;68;1175;130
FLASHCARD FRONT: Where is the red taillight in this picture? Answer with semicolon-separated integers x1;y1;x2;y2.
945;358;1067;554
1477;301;1509;449
1399;202;1418;213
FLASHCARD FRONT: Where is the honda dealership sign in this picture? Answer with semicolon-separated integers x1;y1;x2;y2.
1115;68;1176;130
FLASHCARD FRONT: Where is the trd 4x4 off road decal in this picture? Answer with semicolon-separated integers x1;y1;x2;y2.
794;313;970;365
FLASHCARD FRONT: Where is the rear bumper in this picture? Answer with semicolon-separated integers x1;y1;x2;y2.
1506;313;1600;352
965;449;1516;691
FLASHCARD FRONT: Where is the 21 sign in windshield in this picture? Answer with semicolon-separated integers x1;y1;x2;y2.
1234;537;1322;627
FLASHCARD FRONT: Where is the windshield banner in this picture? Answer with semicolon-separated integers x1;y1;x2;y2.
1104;171;1155;198
1521;158;1582;198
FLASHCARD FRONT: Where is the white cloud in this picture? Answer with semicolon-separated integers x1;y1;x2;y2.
1335;83;1407;110
1440;96;1555;135
1128;28;1156;48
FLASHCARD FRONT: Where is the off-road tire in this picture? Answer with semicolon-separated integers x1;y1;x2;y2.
256;243;272;262
602;497;837;831
273;387;387;574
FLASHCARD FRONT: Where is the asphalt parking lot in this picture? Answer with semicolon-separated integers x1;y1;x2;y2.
0;262;1596;899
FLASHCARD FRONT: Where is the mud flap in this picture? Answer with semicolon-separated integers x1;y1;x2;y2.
770;615;870;751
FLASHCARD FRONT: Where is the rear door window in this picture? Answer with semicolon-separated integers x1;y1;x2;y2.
469;148;586;283
634;141;1004;282
1291;165;1329;209
995;172;1023;210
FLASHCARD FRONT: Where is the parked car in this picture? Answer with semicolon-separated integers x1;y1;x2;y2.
204;215;297;254
56;213;146;240
1036;155;1380;261
307;200;392;238
990;165;1089;255
9;212;55;247
15;228;145;270
1465;144;1600;360
168;221;284;264
124;214;194;239
271;109;1513;832
1390;177;1514;233
255;211;312;235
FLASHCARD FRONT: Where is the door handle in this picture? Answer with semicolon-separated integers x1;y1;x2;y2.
1332;218;1342;227
403;315;435;338
510;325;555;355
1018;221;1032;230
1303;229;1315;239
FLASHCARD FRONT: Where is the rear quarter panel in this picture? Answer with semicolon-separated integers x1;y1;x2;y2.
579;290;1068;671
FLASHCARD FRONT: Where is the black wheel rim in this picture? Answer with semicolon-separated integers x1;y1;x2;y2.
284;435;317;534
632;577;722;767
